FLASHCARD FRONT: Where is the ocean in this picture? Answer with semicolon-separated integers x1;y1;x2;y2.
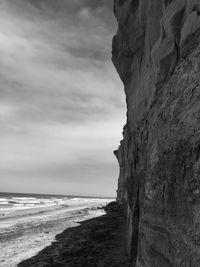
0;192;112;267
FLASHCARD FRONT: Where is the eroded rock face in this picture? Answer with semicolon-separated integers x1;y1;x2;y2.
113;0;200;266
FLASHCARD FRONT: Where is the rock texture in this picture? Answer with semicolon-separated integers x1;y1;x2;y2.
113;0;200;266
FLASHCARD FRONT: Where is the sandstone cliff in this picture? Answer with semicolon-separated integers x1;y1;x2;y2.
112;0;200;266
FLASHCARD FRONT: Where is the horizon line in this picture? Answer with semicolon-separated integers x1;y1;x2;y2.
0;191;115;199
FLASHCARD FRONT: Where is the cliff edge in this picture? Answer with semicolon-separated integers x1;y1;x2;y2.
112;0;200;266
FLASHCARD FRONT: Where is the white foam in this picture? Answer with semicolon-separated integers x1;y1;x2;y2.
12;197;36;200
0;195;111;216
0;198;9;202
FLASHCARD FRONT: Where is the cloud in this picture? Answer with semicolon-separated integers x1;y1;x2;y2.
0;0;125;197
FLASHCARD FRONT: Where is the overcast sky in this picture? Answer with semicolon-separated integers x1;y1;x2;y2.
0;0;125;197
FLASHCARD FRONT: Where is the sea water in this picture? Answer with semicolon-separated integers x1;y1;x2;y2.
0;192;111;267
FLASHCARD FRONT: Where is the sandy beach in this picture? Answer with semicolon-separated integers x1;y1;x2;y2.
0;194;110;267
18;202;129;267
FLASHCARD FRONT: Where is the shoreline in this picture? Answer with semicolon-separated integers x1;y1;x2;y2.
18;202;129;267
0;197;109;267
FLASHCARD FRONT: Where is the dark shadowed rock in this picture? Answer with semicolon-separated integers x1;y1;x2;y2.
113;0;200;266
104;201;122;213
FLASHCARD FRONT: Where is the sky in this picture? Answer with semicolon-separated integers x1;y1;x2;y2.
0;0;125;197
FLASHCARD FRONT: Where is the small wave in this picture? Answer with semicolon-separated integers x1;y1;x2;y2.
11;197;37;200
11;198;42;205
13;203;24;207
8;201;19;204
0;198;9;202
41;200;55;203
0;201;9;205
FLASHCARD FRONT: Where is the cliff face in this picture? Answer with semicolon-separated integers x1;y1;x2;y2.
112;0;200;266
